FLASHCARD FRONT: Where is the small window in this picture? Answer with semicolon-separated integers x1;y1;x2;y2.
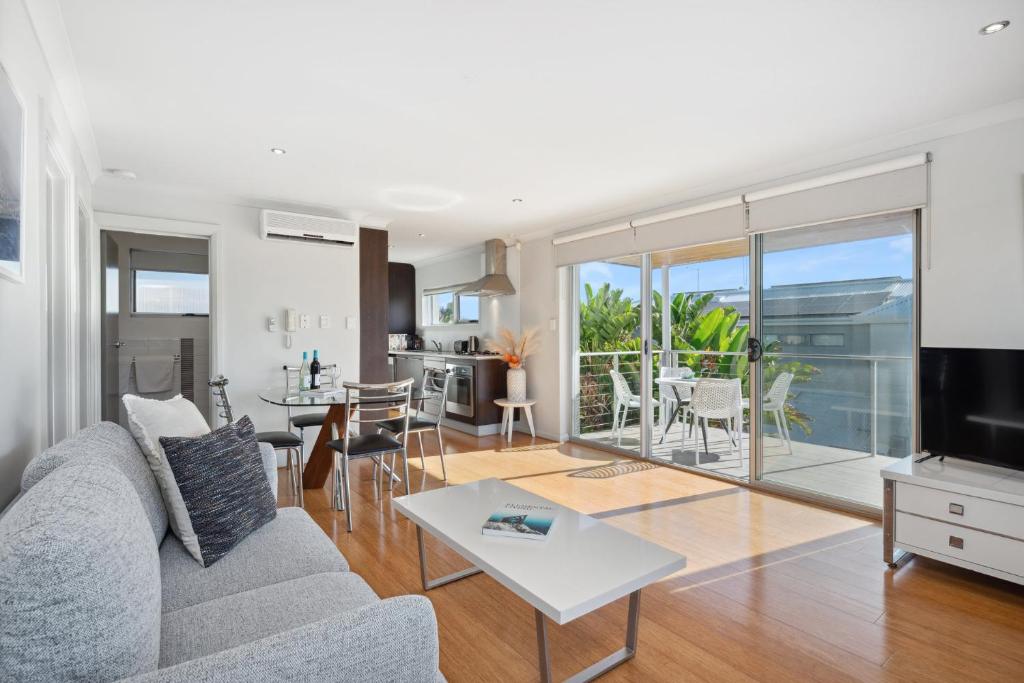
133;271;210;315
811;333;845;347
781;334;806;346
130;248;209;316
423;289;479;326
458;295;479;323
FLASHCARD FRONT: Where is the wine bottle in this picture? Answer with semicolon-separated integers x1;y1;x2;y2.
300;351;311;391
310;349;321;389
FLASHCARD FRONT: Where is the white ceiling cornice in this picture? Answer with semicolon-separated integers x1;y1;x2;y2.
517;96;1024;245
23;0;102;180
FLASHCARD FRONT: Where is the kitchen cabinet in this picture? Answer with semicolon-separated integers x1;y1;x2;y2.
388;262;416;335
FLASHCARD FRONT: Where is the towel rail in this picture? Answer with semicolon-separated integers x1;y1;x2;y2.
130;354;181;363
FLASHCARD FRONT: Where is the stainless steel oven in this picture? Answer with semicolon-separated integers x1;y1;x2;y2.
444;362;474;417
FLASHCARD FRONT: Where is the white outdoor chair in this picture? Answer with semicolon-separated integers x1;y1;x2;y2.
687;377;744;466
658;366;695;444
742;372;794;453
609;369;655;447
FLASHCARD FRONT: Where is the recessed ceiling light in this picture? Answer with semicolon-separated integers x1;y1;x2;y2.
980;20;1010;35
417;233;426;238
270;147;287;155
512;198;523;204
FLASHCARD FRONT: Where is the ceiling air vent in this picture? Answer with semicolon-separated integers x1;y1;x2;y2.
259;209;359;247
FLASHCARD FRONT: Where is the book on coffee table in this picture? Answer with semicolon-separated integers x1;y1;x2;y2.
482;502;556;540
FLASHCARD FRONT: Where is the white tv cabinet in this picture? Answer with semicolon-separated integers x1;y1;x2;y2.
881;456;1024;585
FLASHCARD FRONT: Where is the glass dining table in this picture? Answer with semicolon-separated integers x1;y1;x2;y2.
257;386;438;491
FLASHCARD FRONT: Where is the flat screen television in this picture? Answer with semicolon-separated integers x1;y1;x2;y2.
920;347;1024;470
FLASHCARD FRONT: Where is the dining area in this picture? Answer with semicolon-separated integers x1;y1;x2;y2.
208;360;450;531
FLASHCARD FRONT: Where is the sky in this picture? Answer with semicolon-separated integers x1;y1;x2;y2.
579;233;914;302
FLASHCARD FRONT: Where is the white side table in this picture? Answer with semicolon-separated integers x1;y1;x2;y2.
494;398;537;443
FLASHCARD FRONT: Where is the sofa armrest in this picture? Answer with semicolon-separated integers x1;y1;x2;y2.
257;441;278;501
124;595;442;682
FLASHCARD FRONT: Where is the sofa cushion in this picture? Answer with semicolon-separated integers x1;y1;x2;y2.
0;461;161;681
160;507;349;612
20;421;168;541
159;416;277;567
123;393;211;558
159;572;378;668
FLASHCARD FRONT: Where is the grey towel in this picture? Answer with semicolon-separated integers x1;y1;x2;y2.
135;355;176;393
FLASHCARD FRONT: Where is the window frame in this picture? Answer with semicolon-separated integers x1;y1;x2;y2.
131;268;211;317
422;286;480;327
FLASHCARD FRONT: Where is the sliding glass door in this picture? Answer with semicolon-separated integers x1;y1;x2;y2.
573;257;650;457
649;241;750;479
753;212;917;508
568;210;918;511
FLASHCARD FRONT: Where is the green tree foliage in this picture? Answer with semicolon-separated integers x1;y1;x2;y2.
578;284;817;435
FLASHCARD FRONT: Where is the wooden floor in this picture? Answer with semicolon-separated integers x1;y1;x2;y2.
587;421;900;508
279;429;1024;682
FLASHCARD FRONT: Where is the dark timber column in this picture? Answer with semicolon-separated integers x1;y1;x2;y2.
359;227;389;383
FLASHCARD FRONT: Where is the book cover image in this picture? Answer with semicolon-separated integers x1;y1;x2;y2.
482;502;556;540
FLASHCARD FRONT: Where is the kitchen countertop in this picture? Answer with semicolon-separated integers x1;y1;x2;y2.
389;349;505;362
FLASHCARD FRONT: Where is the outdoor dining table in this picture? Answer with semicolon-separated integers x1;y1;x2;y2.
257;385;438;489
655;376;747;453
654;376;700;445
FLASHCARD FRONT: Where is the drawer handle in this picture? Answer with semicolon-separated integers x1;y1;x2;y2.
949;536;964;550
948;503;964;516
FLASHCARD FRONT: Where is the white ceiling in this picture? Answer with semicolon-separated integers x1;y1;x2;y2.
59;1;1023;262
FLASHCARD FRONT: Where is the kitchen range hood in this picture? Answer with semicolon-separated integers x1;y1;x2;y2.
458;239;516;296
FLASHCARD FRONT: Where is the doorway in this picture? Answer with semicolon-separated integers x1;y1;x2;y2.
99;230;212;426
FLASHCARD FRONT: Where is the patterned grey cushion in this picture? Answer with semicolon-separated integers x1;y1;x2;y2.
0;460;161;681
159;416;276;567
20;421;169;541
160;572;379;667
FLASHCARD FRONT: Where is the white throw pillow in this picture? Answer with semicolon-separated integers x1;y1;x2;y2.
122;394;211;558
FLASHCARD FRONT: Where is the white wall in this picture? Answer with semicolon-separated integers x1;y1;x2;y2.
0;0;94;509
93;185;361;442
518;115;1024;443
414;246;521;350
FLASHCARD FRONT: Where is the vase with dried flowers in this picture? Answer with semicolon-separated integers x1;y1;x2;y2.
486;327;539;402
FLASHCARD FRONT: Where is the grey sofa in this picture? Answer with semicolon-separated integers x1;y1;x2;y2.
0;421;444;682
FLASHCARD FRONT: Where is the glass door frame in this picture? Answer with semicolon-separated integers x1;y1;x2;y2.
747;211;922;515
566;211;920;518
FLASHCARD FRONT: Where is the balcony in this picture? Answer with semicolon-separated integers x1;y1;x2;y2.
575;349;911;509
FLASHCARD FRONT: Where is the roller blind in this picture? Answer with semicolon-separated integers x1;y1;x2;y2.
632;203;745;255
553;224;636;267
130;249;208;274
747;157;927;234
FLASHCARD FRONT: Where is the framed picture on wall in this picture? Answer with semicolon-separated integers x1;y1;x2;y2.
0;63;25;284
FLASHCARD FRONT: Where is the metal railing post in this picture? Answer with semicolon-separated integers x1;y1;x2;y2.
870;359;879;457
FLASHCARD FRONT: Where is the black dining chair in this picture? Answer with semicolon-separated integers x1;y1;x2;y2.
375;367;451;484
326;378;414;532
209;375;304;506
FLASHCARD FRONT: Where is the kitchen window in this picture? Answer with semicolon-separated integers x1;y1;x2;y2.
423;288;479;326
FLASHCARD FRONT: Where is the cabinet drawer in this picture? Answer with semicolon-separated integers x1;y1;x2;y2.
895;512;1024;577
895;482;1024;541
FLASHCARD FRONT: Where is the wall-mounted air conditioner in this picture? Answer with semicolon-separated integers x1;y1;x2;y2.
259;209;359;246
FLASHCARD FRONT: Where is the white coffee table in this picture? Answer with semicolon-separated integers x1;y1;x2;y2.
393;478;686;682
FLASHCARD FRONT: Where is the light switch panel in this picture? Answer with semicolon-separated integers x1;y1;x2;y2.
345;316;357;330
268;316;279;332
299;314;311;329
320;315;331;329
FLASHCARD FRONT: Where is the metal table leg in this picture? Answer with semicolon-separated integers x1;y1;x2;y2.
536;590;642;683
416;526;483;590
